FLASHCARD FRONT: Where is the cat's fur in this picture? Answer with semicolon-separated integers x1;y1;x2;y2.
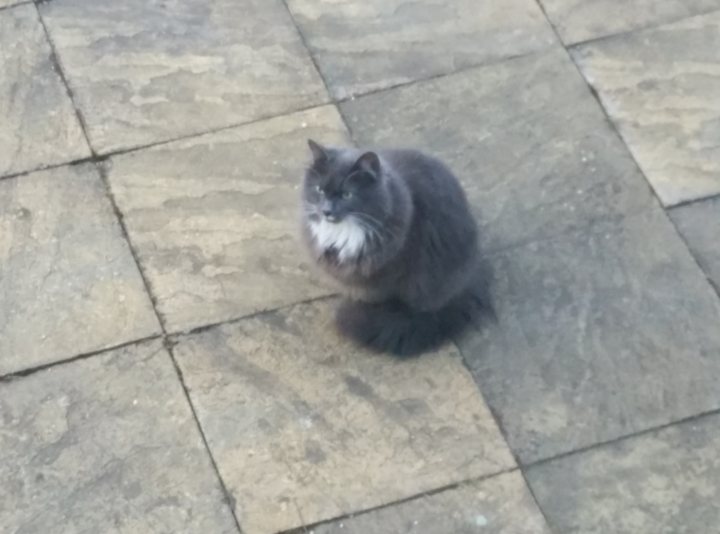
301;140;487;356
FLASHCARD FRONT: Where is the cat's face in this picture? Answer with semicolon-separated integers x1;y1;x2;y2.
302;140;388;226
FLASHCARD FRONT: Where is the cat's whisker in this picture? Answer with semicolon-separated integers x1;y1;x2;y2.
351;217;381;242
352;213;396;243
359;223;390;248
303;206;321;218
354;213;393;235
354;220;381;245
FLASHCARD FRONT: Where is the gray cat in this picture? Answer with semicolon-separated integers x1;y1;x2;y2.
300;140;487;356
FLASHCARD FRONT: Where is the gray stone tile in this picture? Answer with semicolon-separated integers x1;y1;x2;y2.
527;413;720;534
108;106;349;333
39;0;328;154
572;12;720;206
540;0;720;44
286;0;556;99
173;300;514;534
0;4;89;177
458;207;720;464
341;48;655;253
312;471;551;534
0;340;238;534
670;196;720;291
0;164;160;375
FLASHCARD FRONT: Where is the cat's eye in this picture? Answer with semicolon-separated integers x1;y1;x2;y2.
342;191;353;200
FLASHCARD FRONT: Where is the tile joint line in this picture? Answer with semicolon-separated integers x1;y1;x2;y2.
276;466;519;534
32;7;245;530
13;4;720;531
534;0;720;308
456;339;559;533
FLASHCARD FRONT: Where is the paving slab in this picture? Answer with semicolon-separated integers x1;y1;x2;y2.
39;0;328;154
670;196;720;290
0;4;89;177
539;0;720;44
0;1;30;10
0;340;238;534
311;471;551;534
527;412;720;534
572;11;720;206
173;299;514;534
458;207;720;464
108;106;349;333
0;164;160;375
341;48;655;252
286;0;556;99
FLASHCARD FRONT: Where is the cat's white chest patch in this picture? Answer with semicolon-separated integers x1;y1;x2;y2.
310;218;367;262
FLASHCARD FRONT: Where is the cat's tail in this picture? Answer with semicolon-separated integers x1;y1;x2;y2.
336;287;491;357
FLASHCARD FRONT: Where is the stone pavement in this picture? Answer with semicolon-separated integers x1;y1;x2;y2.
1;1;719;532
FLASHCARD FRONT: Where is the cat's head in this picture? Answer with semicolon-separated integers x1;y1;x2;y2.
302;140;389;226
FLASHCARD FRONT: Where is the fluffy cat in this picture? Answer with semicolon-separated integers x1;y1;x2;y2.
300;140;487;356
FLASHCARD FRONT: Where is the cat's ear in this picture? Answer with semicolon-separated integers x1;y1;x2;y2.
354;151;381;176
349;152;381;187
307;139;329;165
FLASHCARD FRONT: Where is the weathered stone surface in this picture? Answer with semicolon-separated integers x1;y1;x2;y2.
0;340;238;534
540;0;720;44
39;0;328;153
173;300;514;534
458;207;720;464
527;413;720;534
572;12;720;206
286;0;556;99
670;196;720;290
108;106;349;333
0;164;160;375
312;471;551;534
0;1;29;9
341;49;655;253
0;4;89;177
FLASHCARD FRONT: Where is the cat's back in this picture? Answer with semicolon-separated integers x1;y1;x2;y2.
376;148;478;298
379;148;473;218
380;147;477;257
380;149;465;199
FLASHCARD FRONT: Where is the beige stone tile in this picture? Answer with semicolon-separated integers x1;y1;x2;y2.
313;471;551;534
108;106;349;333
287;0;556;99
0;164;160;375
0;340;238;534
459;207;720;463
527;413;720;534
39;0;328;153
572;12;720;206
0;4;89;177
540;0;720;44
173;299;514;534
341;48;655;253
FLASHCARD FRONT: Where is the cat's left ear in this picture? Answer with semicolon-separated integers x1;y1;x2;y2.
353;151;381;176
307;139;329;165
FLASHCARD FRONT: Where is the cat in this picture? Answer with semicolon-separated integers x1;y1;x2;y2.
300;139;488;356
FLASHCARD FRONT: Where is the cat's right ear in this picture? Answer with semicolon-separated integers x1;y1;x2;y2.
354;151;381;175
307;139;329;165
